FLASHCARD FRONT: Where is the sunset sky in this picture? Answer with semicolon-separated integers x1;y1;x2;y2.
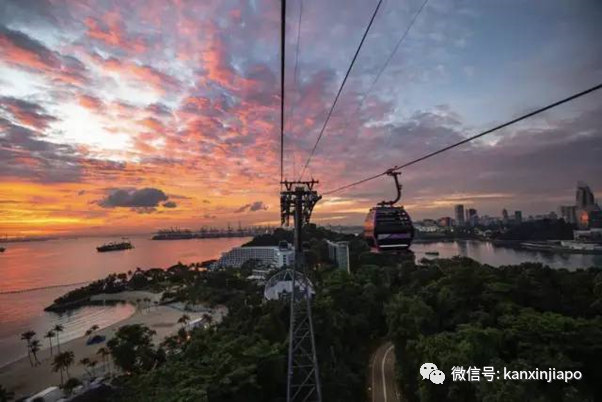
0;0;601;237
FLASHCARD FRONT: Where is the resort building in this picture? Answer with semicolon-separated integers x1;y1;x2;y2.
326;240;350;273
212;243;295;269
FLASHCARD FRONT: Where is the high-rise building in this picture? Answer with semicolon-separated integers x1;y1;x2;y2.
326;240;350;273
502;209;509;224
576;181;596;210
559;206;577;225
466;208;478;226
454;204;465;226
589;211;602;229
514;211;523;224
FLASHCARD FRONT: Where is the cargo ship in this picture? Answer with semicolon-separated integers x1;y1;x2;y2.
96;240;133;252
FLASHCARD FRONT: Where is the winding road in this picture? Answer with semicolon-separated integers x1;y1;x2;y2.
371;342;400;402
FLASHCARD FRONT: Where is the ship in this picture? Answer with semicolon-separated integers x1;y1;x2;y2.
97;240;133;252
0;247;5;253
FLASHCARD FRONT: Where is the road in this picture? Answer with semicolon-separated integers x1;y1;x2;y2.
371;342;400;402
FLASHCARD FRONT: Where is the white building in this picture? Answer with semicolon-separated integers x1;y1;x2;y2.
326;240;350;273
263;269;315;301
212;244;295;269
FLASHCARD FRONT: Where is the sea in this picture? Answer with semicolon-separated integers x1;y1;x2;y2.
0;235;251;367
1;236;601;367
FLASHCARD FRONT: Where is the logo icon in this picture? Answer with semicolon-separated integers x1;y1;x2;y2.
429;369;446;384
420;363;445;384
420;363;438;380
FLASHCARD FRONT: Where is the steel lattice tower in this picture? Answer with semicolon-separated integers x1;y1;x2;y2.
281;181;322;402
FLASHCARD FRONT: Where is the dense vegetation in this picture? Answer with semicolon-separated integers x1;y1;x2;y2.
44;224;600;402
496;219;574;241
385;258;602;401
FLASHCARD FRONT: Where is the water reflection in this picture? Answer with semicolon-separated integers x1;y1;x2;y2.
412;240;602;269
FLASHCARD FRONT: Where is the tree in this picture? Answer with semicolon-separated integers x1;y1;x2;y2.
53;324;64;353
30;339;41;366
44;330;56;357
52;351;75;386
20;330;36;367
97;347;111;375
107;324;157;373
0;384;14;402
177;314;190;329
79;357;92;379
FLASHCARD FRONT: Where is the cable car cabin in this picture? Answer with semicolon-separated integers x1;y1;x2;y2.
364;206;414;252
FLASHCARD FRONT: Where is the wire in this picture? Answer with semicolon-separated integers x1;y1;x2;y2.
287;0;304;181
350;0;428;123
280;0;287;186
323;82;602;195
298;0;384;180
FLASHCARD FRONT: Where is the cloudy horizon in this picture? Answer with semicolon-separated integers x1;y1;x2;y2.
0;0;601;237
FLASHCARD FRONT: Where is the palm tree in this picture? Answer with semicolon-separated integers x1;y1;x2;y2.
89;360;98;378
53;324;64;353
79;357;92;379
177;314;190;329
96;347;110;375
52;351;74;386
30;339;41;366
44;330;56;357
20;330;36;367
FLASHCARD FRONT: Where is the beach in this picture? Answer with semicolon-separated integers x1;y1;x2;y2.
0;291;218;399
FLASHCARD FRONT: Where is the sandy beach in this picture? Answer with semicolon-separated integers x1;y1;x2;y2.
0;291;211;399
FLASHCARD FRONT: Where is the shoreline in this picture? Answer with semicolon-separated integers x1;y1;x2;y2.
0;291;212;399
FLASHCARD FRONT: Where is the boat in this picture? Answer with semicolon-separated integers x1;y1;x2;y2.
0;247;5;253
96;240;133;252
425;251;440;256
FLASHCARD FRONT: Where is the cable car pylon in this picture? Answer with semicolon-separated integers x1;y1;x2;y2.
280;180;322;402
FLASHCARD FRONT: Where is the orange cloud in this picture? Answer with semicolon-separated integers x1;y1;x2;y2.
94;55;179;93
84;16;147;53
78;94;104;111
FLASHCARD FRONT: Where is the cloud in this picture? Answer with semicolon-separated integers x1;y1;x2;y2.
98;187;169;208
78;94;104;111
93;54;180;93
0;96;56;130
0;25;88;86
84;16;147;53
235;201;268;213
0;117;83;182
162;201;177;208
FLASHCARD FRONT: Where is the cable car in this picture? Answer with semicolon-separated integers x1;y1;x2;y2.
364;171;415;252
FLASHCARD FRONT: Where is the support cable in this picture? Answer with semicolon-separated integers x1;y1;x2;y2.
323;82;602;195
280;0;287;186
299;0;384;180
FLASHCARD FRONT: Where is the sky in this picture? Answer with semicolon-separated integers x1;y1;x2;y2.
0;0;601;237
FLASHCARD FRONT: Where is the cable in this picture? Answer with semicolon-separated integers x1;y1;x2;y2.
298;0;384;180
323;82;602;195
350;0;428;123
280;0;287;186
287;0;304;181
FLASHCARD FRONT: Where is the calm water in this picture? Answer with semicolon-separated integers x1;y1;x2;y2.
0;235;250;367
412;240;602;269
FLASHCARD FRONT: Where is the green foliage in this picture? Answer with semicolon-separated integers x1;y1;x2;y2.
0;385;14;402
497;219;574;241
107;324;158;374
386;258;602;402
